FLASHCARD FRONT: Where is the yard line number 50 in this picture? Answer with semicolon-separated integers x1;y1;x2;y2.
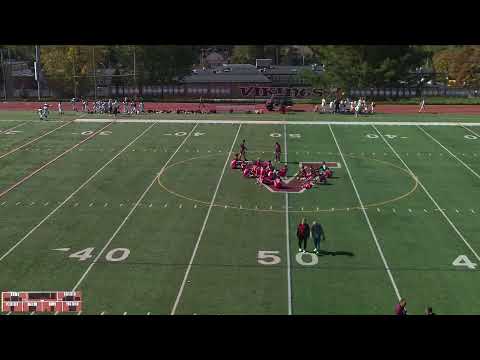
257;250;319;266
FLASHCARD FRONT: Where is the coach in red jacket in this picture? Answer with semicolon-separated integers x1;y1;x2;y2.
297;218;310;253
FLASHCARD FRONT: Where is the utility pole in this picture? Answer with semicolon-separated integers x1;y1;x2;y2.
35;45;41;100
1;49;7;101
72;47;77;99
92;46;97;100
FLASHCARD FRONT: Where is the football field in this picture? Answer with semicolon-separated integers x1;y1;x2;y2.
1;110;480;315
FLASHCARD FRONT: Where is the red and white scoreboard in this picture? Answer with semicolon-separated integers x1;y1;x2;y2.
2;291;82;313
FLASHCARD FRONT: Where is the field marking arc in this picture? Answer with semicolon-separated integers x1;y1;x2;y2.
170;124;242;315
157;153;419;213
72;123;200;291
372;124;480;263
0;123;157;263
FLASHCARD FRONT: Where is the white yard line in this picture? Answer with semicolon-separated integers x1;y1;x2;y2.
72;123;199;291
283;123;292;315
170;124;242;315
0;120;74;160
372;125;480;263
0;122;114;200
417;126;480;180
76;118;480;127
461;125;480;138
329;124;401;301
0;121;28;134
0;123;157;262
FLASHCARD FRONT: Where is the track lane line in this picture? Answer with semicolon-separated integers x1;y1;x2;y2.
329;124;402;301
0;122;156;262
0;122;114;200
0;120;75;160
72;123;199;291
170;124;242;315
372;125;480;263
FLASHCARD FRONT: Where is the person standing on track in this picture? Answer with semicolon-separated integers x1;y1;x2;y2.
240;139;248;161
297;218;310;253
311;221;325;255
419;98;425;113
274;142;281;163
58;101;64;116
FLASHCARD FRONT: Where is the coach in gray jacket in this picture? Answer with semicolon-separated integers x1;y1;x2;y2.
311;221;325;255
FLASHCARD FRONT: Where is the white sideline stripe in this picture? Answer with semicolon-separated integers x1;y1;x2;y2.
329;124;401;301
0;121;28;135
372;125;480;263
76;118;480;127
0;123;157;262
72;123;199;292
284;123;292;315
417;126;480;180
170;124;242;315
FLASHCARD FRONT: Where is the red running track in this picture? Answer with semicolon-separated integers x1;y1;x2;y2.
2;101;480;115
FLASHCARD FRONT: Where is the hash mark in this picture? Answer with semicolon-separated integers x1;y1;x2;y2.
104;203;108;207
149;203;153;208
147;312;151;315
15;202;21;206
164;203;168;208
100;312;105;315
392;208;396;213
74;203;79;207
89;203;93;207
179;204;183;208
123;312;127;315
43;202;49;206
408;208;412;213
194;204;197;208
224;205;228;209
30;202;35;206
77;311;82;315
455;209;460;213
377;208;380;212
120;203;124;207
471;209;476;213
424;209;428;213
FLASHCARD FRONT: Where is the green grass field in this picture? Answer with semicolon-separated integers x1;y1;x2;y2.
1;110;480;315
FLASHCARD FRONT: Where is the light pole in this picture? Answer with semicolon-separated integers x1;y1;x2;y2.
35;45;41;100
92;47;97;100
1;49;7;101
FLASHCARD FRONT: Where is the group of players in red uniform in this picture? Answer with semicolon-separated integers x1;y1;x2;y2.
230;140;334;190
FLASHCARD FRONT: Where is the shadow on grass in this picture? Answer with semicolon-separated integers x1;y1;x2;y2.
304;250;355;257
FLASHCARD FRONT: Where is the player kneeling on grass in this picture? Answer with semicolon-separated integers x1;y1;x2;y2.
278;164;288;177
274;177;283;189
231;153;241;169
320;162;333;178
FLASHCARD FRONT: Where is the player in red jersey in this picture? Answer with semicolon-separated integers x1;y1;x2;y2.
239;140;248;161
274;142;281;163
279;164;288;177
320;162;333;178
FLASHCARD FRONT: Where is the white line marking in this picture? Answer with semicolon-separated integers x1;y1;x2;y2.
171;124;242;315
74;202;79;207
164;203;168;208
43;202;49;206
284;123;292;315
408;208;412;213
424;209;428;213
76;118;480;127
377;208;380;212
89;203;93;207
194;204;197;208
0;121;73;160
0;123;157;262
0;121;28;135
7;311;11;315
417;126;480;181
456;209;460;213
0;123;114;200
54;311;59;315
179;204;183;208
123;312;127;315
72;123;199;292
15;202;21;206
147;312;151;315
471;209;476;214
77;311;82;315
104;203;108;207
100;311;105;315
372;124;480;263
53;248;70;252
329;124;401;301
149;203;153;208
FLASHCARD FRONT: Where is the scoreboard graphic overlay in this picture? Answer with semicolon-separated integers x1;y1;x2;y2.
2;291;82;313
